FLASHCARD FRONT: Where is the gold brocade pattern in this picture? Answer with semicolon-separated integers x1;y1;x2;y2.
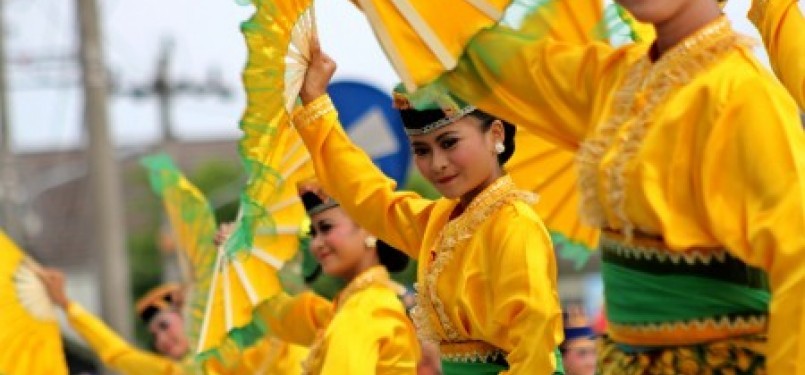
301;266;394;375
411;175;536;360
576;17;748;240
599;334;768;375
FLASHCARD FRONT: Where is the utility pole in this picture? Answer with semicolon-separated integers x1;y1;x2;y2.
0;0;21;242
119;38;231;283
155;39;175;147
76;0;133;342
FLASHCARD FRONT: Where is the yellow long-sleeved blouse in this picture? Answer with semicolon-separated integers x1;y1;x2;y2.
750;0;805;109
67;302;307;375
291;96;563;374
67;303;183;375
257;266;420;375
437;16;804;375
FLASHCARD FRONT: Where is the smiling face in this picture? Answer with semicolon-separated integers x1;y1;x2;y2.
409;115;504;200
148;310;189;360
309;207;376;280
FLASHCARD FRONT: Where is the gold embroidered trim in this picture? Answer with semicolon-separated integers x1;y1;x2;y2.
334;266;395;312
293;95;336;129
440;340;505;363
576;17;745;240
609;314;768;346
302;266;394;375
600;232;730;266
411;175;537;347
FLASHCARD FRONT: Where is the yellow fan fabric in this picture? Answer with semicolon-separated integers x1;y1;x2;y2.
291;96;563;373
252;127;315;265
141;153;310;371
0;231;68;375
750;0;805;110
141;154;218;354
198;128;313;359
507;132;599;254
197;0;316;356
354;0;513;91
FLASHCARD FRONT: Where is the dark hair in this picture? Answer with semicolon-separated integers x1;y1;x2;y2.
468;110;516;165
377;240;410;273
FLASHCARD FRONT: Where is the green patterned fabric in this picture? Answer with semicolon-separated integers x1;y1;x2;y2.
140;153;219;357
442;360;508;375
599;335;767;375
601;242;770;326
441;349;564;375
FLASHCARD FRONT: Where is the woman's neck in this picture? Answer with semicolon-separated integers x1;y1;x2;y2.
652;2;722;59
459;169;504;209
342;257;381;284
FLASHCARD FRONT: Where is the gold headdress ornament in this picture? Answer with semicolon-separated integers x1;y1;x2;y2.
135;283;182;323
392;84;477;136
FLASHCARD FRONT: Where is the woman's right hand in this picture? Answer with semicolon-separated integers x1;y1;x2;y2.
214;222;236;247
299;36;337;105
37;268;69;309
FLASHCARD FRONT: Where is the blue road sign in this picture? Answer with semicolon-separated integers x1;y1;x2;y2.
327;81;411;186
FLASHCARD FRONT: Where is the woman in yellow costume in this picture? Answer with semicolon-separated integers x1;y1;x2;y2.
284;36;564;374
750;0;805;109
38;269;305;375
362;0;804;373
242;178;419;375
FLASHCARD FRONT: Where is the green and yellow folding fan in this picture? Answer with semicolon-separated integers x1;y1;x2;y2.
350;0;651;90
142;150;313;365
189;0;316;361
140;154;219;357
0;231;68;375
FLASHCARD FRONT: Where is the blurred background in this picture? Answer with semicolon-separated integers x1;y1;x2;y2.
0;0;798;372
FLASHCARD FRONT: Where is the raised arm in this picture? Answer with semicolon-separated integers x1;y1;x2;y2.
701;77;805;375
66;303;182;375
291;40;438;258
750;0;805;109
38;268;181;375
255;291;333;347
437;15;624;150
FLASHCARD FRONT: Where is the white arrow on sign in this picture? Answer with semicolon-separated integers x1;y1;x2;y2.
347;107;401;159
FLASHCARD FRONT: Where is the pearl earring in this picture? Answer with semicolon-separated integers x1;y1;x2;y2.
364;236;377;248
495;142;505;154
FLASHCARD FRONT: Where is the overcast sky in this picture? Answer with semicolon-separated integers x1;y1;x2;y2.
4;0;795;152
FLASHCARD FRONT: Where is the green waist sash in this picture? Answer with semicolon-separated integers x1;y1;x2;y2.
600;233;770;346
441;349;564;375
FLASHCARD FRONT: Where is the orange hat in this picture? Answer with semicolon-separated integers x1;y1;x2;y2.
135;283;182;323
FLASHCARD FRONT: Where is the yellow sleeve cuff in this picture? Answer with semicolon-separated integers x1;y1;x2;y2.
66;301;84;319
292;95;336;129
